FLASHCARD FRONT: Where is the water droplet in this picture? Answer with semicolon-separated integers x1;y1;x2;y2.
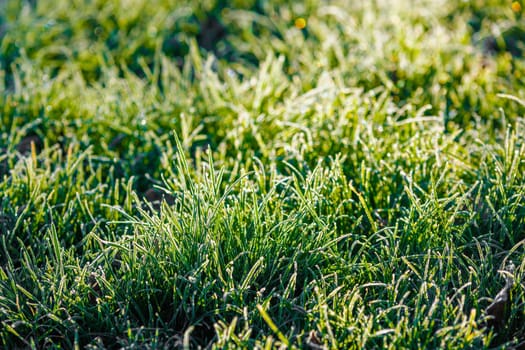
227;69;236;78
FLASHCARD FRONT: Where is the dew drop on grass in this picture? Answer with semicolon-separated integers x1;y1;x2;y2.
227;69;236;78
44;20;56;29
138;111;146;126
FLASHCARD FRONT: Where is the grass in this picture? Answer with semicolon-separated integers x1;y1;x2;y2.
1;0;524;348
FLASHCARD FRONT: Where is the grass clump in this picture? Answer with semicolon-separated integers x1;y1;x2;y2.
1;0;525;348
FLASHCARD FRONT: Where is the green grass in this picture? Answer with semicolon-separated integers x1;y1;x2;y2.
1;0;525;348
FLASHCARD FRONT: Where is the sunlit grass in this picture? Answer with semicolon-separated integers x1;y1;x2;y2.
1;0;524;348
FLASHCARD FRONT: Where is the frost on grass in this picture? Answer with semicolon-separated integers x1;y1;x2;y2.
0;0;524;348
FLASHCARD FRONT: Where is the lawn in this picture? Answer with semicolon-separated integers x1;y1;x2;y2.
1;0;525;348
